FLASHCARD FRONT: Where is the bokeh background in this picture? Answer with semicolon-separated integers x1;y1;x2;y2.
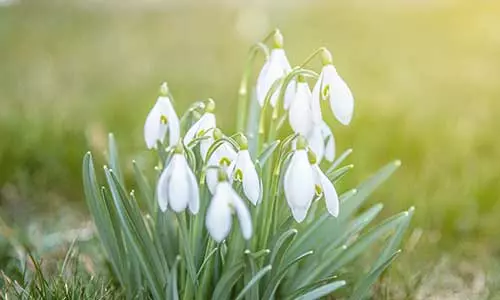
1;0;500;298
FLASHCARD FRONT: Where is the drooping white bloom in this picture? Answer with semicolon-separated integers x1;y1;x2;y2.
288;80;314;136
256;48;291;107
312;164;339;217
157;153;199;214
313;63;354;126
183;112;216;159
284;148;315;222
283;79;297;110
306;121;335;162
144;88;180;149
229;149;261;205
206;181;253;242
205;141;237;194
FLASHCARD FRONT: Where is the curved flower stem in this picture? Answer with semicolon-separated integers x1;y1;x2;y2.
299;47;327;68
237;43;269;132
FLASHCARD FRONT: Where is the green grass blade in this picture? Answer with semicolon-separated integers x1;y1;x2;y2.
326;164;354;183
295;280;346;300
257;140;280;167
168;256;181;300
349;250;401;300
132;160;155;216
326;148;353;173
235;265;272;300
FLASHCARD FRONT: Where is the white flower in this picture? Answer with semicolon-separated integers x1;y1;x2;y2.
288;80;314;136
144;90;180;149
183;112;216;159
283;78;297;110
313;64;354;125
312;164;339;217
157;152;199;214
206;181;252;242
306;121;335;162
256;48;291;107
284;148;315;223
205;141;237;194
229;149;261;205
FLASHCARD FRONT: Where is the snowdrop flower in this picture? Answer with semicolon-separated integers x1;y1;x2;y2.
205;132;237;194
256;30;291;107
312;49;354;125
206;173;252;242
310;152;339;217
306;121;336;162
183;99;216;159
284;136;315;223
229;135;261;205
288;75;315;136
144;82;180;149
157;144;199;214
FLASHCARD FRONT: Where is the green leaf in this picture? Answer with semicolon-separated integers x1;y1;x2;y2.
104;168;166;299
326;164;354;183
349;251;401;300
257;140;280;168
262;251;314;300
295;280;346;300
235;265;272;300
132;160;155;216
326;148;353;174
212;262;245;300
168;256;181;300
107;133;124;185
339;160;401;223
269;229;297;267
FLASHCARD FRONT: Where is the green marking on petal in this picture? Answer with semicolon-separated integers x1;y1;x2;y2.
234;169;243;182
315;184;323;197
322;84;330;100
219;157;231;166
160;115;168;124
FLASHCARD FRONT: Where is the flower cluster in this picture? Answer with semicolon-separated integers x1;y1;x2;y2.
143;29;354;242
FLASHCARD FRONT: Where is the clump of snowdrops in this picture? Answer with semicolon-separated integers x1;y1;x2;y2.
82;29;414;299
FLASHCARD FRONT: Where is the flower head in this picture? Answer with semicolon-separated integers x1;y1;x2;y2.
144;83;180;149
256;31;291;108
206;180;252;242
157;148;199;214
313;50;354;125
306;121;335;162
205;140;237;194
229;140;261;205
283;137;315;222
288;76;315;136
183;99;216;159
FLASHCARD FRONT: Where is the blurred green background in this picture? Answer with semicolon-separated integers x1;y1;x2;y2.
1;0;500;298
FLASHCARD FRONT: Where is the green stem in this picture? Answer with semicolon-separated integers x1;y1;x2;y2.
177;213;198;299
299;47;327;68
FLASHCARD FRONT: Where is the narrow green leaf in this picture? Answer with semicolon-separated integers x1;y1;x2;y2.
107;133;124;185
349;251;401;300
269;229;297;267
326;148;353;174
168;256;181;300
339;160;401;223
132;160;155;218
326;164;354;183
257;140;280;168
235;265;272;300
262;251;314;300
295;280;346;300
212;263;245;300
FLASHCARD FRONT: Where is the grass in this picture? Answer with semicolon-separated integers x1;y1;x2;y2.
1;0;500;298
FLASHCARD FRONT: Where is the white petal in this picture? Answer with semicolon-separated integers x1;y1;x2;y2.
183;113;216;146
283;79;297;110
206;183;233;242
183;157;200;214
284;150;315;222
290;206;309;223
314;165;339;217
228;185;253;240
144;97;169;149
205;168;219;195
200;137;214;161
307;126;324;162
311;72;324;124
288;82;314;135
160;98;180;146
237;150;261;205
167;155;190;212
320;122;336;162
324;65;354;125
256;49;290;107
156;159;173;212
